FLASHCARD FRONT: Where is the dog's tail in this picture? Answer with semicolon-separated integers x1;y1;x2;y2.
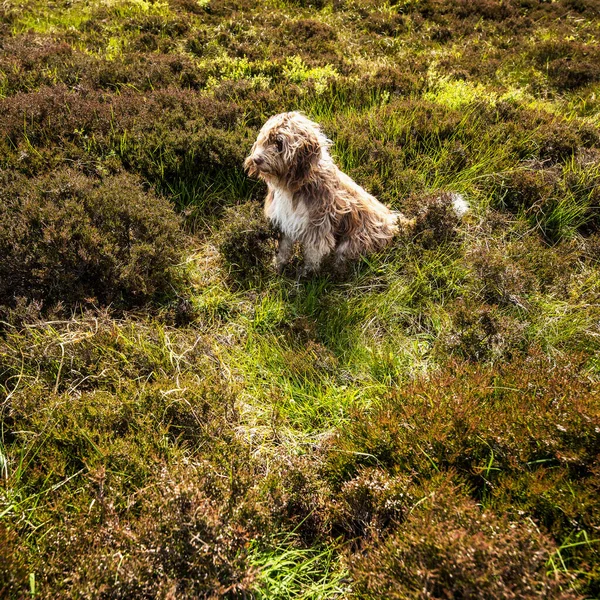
448;192;469;217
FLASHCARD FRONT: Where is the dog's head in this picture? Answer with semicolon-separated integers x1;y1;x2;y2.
244;112;328;190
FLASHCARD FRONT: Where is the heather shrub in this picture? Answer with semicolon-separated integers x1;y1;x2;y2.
0;313;267;597
0;39;202;97
350;479;576;600
42;480;257;599
4;374;260;598
330;469;412;539
324;351;600;492
212;83;290;125
217;202;278;281
259;462;412;546
523;119;592;164
363;11;407;36
285;19;341;64
439;300;528;362
284;0;327;9
0;526;29;598
548;58;600;90
124;12;189;37
491;160;600;241
0;36;82;94
0;86;246;191
365;65;426;97
122;120;250;196
563;0;600;14
468;242;537;307
404;191;465;248
262;458;413;546
532;40;600;90
110;89;253;210
485;106;597;165
493;167;558;214
88;53;205;90
262;455;334;543
0;169;185;308
0;85;111;155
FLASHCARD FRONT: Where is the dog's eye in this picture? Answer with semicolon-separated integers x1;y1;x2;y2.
275;137;284;152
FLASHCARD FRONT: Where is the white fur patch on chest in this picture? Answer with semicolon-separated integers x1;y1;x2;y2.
266;187;310;240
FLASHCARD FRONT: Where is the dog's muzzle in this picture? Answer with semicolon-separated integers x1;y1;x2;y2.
244;155;258;176
244;154;267;178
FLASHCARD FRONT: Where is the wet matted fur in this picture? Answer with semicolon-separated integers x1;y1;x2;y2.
244;112;468;274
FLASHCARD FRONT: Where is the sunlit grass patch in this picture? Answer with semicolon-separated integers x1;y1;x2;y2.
250;536;349;600
530;295;600;357
231;329;371;440
106;0;173;18
424;76;495;109
204;56;276;89
282;56;339;94
13;3;92;34
12;0;173;35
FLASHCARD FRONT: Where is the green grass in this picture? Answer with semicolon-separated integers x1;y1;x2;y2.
250;535;349;600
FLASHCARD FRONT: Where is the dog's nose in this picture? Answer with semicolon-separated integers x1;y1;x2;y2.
253;156;264;166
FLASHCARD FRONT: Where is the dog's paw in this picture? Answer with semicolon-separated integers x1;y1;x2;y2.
297;262;320;279
272;256;287;275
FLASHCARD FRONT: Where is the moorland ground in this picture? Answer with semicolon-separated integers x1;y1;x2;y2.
1;0;600;598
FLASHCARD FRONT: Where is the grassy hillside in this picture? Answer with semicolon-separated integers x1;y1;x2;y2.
1;0;600;597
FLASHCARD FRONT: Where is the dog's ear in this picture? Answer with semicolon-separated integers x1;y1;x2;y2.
289;132;320;189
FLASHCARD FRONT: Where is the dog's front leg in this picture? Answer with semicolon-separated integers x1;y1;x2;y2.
333;240;350;270
301;237;333;275
274;234;294;273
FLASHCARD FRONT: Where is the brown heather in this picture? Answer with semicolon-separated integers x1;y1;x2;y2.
217;202;278;283
0;169;184;309
350;478;579;600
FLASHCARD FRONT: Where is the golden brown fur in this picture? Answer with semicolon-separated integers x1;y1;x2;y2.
244;112;435;274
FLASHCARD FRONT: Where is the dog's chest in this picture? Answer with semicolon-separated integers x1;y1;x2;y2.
265;188;309;239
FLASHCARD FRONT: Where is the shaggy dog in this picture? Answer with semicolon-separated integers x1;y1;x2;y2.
244;111;468;274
